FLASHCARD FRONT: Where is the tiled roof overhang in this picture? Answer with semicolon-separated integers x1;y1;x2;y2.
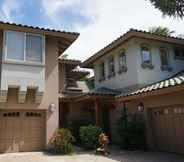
116;71;184;101
0;21;80;56
59;58;81;65
0;21;79;40
82;29;184;68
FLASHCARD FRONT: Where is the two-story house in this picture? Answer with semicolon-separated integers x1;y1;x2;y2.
0;21;79;153
81;29;184;154
2;22;184;154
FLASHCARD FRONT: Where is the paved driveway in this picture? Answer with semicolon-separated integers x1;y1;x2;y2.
0;150;184;162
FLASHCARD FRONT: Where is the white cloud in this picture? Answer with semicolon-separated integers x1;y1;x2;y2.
41;0;184;61
0;0;21;22
41;0;85;26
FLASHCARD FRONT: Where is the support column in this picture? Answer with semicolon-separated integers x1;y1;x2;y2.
95;98;101;127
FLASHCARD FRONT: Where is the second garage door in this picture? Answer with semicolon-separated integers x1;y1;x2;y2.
149;106;184;154
0;110;46;153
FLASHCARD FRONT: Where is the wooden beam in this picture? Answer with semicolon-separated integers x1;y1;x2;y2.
95;98;101;127
58;38;73;46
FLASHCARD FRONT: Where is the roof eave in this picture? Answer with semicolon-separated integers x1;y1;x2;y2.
0;21;79;41
116;84;184;102
59;59;81;65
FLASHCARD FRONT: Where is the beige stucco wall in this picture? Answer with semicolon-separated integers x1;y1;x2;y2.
59;63;66;94
110;90;184;147
0;36;59;147
94;38;184;90
134;38;184;85
66;101;94;123
94;40;139;89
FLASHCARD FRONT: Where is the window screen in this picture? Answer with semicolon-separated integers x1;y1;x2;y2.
6;31;24;60
26;34;43;62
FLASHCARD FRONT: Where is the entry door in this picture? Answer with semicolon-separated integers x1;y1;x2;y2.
149;106;184;154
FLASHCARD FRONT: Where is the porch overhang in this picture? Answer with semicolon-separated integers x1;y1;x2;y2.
116;84;184;103
59;93;115;103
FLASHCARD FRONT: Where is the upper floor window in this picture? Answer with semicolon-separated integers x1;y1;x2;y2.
160;48;169;66
108;57;115;78
118;49;127;73
99;62;105;81
174;49;184;60
26;34;43;62
141;46;151;64
141;46;154;69
160;48;172;71
5;30;44;64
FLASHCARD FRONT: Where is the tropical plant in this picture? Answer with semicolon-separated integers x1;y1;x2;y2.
149;26;175;36
50;128;75;154
67;119;94;144
177;34;184;39
148;0;184;18
61;53;69;59
117;112;146;150
80;125;103;149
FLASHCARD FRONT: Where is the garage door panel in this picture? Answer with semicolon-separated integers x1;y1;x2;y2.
0;110;46;153
150;106;184;154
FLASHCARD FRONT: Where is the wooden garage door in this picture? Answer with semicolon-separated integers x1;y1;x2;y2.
149;106;184;154
0;110;45;153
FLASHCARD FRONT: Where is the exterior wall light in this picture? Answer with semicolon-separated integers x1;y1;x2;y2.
137;102;144;112
49;103;56;113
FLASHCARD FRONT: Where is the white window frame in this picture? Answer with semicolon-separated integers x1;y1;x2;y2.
99;62;105;81
159;47;169;66
119;49;126;68
174;49;184;60
141;46;152;64
3;30;45;65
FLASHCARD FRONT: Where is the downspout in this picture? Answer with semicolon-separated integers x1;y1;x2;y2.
123;101;128;129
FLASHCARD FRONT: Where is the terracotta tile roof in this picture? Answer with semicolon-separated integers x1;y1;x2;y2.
116;71;184;98
88;87;121;96
59;58;81;65
0;21;79;36
82;29;184;68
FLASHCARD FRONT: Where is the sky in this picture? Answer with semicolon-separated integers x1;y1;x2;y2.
0;0;184;61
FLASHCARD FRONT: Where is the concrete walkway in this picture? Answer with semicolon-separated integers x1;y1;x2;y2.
0;150;184;162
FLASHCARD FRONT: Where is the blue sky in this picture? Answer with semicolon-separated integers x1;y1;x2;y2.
0;0;184;60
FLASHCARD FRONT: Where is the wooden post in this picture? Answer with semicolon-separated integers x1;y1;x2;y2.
95;98;101;127
123;102;128;129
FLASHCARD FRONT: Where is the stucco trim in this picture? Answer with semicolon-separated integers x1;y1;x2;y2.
0;90;8;102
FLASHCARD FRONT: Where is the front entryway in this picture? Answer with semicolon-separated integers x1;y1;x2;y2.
0;110;46;153
149;106;184;154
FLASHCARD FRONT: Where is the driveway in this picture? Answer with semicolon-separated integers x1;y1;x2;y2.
0;150;184;162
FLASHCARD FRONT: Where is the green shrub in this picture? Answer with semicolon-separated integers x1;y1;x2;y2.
117;112;146;150
80;125;103;149
50;128;75;154
67;119;94;144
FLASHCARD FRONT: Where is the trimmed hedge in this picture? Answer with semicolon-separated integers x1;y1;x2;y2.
80;125;103;149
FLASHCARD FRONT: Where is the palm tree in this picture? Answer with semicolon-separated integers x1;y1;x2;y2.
148;0;184;18
61;53;69;59
149;26;175;36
